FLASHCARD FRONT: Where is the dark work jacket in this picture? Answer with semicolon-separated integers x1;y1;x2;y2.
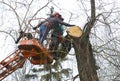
46;17;74;36
46;17;74;29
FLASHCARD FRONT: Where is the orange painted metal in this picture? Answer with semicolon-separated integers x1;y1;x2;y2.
0;30;54;80
0;50;26;81
18;38;53;65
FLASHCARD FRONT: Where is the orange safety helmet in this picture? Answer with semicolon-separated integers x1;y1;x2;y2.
53;12;64;21
53;12;61;17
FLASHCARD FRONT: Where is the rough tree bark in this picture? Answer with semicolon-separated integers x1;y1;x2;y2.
72;0;99;81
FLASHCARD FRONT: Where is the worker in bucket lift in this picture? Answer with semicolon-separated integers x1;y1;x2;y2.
34;12;74;43
48;15;66;60
33;12;75;59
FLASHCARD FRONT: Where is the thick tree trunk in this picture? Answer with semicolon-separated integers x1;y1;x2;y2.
72;0;99;80
73;35;99;81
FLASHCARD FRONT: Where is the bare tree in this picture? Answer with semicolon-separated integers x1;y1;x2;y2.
72;0;99;81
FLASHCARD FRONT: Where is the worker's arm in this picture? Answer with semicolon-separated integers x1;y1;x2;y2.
33;21;45;30
57;19;75;27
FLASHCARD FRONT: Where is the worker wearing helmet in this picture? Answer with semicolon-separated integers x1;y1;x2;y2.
34;12;75;59
34;12;74;43
47;12;75;60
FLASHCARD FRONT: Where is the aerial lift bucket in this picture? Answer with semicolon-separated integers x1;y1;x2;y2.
18;38;53;65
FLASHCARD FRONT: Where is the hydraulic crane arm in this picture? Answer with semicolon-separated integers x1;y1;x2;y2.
0;50;26;81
